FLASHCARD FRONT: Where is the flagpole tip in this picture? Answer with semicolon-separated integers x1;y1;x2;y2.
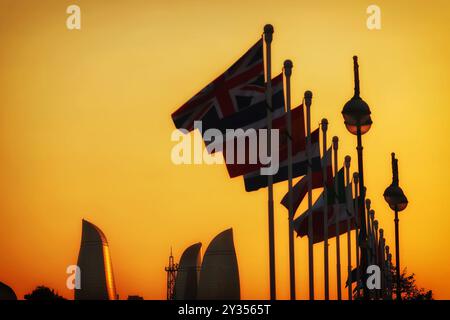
321;118;328;131
264;24;274;34
304;91;313;107
345;155;351;167
332;136;339;149
263;24;274;43
283;60;293;76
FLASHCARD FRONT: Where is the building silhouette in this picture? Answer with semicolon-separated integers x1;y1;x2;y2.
174;242;202;300
74;219;117;300
173;228;240;300
197;228;240;300
0;281;17;300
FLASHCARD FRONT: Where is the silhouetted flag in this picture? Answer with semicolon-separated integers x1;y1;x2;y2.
293;169;357;244
345;267;359;287
280;148;333;214
172;40;282;133
224;105;305;178
243;128;321;192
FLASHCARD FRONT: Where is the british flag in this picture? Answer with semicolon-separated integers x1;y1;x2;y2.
171;39;283;133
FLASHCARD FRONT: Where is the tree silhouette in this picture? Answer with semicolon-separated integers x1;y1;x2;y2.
24;286;66;300
393;267;433;300
352;266;433;300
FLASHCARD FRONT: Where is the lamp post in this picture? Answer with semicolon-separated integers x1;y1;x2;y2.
341;56;372;298
383;153;408;301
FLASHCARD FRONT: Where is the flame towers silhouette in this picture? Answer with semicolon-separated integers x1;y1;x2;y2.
74;219;117;300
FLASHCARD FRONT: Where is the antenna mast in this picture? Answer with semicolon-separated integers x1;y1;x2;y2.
165;247;178;300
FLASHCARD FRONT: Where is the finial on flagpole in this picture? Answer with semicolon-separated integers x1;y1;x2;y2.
321;118;328;132
304;91;313;107
366;198;371;210
345;155;351;169
332;136;339;150
264;24;274;43
283;60;293;76
353;172;359;184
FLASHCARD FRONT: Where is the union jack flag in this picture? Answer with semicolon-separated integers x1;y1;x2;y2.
172;39;280;132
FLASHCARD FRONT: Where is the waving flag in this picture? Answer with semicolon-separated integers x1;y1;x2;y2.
203;74;285;154
280;148;332;214
293;169;356;244
172;39;284;133
224;105;305;178
243;128;321;192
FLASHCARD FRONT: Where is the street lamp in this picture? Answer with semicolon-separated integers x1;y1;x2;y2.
341;56;372;298
383;153;408;301
342;56;373;135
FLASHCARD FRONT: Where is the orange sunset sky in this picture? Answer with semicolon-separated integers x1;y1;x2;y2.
0;0;449;300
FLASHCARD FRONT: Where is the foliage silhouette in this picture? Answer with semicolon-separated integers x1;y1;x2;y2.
24;286;66;300
352;266;433;300
393;267;433;300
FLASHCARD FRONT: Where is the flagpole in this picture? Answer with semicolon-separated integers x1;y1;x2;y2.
353;172;361;299
263;24;276;300
365;199;372;267
373;219;379;299
283;60;296;300
386;247;393;300
321;118;330;300
369;209;375;266
344;155;352;300
379;228;385;298
305;90;314;300
332;136;342;300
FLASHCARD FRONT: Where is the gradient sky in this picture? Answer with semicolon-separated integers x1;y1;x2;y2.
0;0;449;300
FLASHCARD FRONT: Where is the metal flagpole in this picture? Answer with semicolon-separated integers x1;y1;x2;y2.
344;156;352;300
374;219;379;264
373;219;379;299
379;229;385;299
305;90;314;300
353;172;361;299
365;198;372;299
321;119;329;300
369;210;376;266
283;60;296;300
367;209;375;264
332;136;342;300
386;247;393;300
365;199;372;266
263;24;276;300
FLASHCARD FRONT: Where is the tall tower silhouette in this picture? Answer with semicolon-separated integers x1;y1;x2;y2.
165;248;178;300
74;219;117;300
